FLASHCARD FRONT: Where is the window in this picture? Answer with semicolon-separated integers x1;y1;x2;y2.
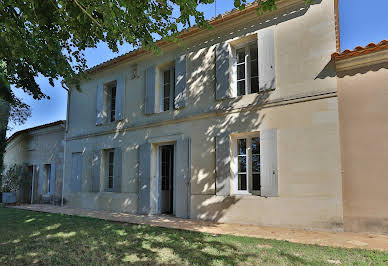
160;67;175;112
234;135;261;194
234;41;259;96
109;86;117;122
107;150;114;190
45;164;51;194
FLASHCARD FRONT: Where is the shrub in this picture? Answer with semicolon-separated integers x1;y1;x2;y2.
1;164;28;193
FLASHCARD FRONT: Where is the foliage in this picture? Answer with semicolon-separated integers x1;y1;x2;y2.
256;0;313;15
1;208;388;264
1;164;27;192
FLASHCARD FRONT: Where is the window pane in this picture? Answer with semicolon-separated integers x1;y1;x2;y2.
250;77;259;93
164;70;170;84
110;87;116;122
109;152;114;164
237;64;245;80
237;48;245;63
237;81;245;96
251;60;258;77
109;165;114;177
163;98;170;111
250;44;258;60
252;137;260;154
238;174;247;190
252;155;260;172
252;174;261;190
238;156;247;172
237;139;246;155
108;176;113;189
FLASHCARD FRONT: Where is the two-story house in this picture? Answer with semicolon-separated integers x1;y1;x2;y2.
63;0;343;230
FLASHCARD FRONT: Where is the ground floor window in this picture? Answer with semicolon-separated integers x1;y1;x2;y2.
234;134;261;195
106;150;115;191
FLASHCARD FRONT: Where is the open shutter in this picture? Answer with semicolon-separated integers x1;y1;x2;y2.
91;150;101;192
174;55;187;109
215;133;231;195
145;66;156;114
50;164;55;195
71;153;83;192
96;83;104;125
215;42;231;100
113;148;122;192
38;164;44;196
138;143;151;214
115;76;125;121
260;129;278;197
258;27;276;91
175;137;191;218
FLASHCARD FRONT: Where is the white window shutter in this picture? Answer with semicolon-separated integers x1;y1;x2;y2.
96;83;104;125
115;76;125;121
260;128;278;197
138;143;151;214
175;137;191;218
215;133;231;195
215;42;232;100
174;55;187;109
145;66;156;114
38;164;44;195
91;150;101;192
258;27;276;91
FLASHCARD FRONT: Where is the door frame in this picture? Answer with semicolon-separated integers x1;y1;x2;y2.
157;143;175;215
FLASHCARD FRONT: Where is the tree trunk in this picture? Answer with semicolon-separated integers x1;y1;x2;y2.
0;86;11;186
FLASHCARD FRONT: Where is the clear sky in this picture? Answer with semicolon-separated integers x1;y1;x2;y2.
8;0;388;136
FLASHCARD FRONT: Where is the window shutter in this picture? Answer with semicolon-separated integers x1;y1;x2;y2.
113;148;122;193
258;27;276;91
138;143;151;214
174;55;187;109
91;150;101;192
96;83;104;125
71;153;83;192
50;164;55;195
260;128;278;197
215;42;232;100
115;76;125;121
38;164;44;195
175;137;191;218
145;66;156;114
215;133;231;195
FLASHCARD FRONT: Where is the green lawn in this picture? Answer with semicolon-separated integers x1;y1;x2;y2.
0;208;387;265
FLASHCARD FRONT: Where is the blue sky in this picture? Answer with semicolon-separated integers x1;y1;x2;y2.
8;0;388;136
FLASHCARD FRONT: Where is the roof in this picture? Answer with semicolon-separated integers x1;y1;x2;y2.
87;0;314;74
6;120;65;144
331;40;388;61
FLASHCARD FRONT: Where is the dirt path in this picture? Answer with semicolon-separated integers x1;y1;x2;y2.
11;204;388;251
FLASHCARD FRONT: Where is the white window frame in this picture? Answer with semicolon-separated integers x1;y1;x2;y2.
232;133;261;195
159;66;175;112
232;40;259;97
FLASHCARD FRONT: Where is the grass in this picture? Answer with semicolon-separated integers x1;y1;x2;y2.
0;208;387;265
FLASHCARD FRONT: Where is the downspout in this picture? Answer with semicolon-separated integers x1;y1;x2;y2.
61;81;70;206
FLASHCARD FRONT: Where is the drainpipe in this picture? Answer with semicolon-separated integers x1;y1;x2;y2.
61;81;70;206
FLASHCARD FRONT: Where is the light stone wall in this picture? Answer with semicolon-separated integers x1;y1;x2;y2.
338;66;388;234
64;0;343;230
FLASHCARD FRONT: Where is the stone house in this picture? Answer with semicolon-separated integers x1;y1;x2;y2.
63;0;344;230
4;121;65;204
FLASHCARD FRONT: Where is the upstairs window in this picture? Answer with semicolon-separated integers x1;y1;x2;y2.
160;66;175;112
110;86;116;122
234;135;261;194
234;41;259;96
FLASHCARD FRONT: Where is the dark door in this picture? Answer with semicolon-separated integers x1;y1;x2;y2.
23;166;33;203
160;145;174;214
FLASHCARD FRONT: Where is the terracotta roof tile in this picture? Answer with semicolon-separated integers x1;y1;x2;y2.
332;40;388;61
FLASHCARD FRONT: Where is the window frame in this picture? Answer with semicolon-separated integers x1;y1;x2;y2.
232;133;261;195
232;40;259;97
159;66;175;112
